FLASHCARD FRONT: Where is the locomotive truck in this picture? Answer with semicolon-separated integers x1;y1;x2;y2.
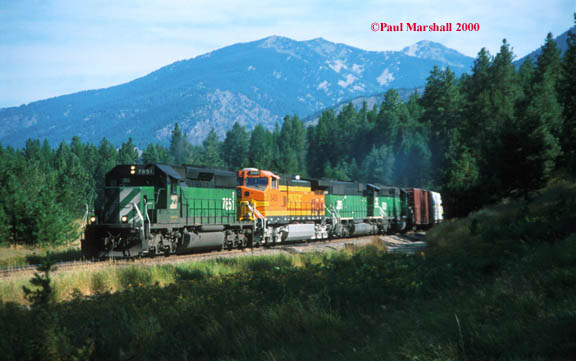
82;164;443;258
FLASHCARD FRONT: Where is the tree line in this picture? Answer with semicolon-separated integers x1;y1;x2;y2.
0;27;574;245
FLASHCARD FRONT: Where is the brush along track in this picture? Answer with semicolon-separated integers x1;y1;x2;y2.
0;233;426;279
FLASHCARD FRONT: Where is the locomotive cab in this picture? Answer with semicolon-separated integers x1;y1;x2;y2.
237;168;278;221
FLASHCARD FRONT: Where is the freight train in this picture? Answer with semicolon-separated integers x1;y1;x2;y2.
82;164;443;258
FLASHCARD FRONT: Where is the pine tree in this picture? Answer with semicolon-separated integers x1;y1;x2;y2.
558;18;576;172
518;58;534;97
222;123;249;169
533;33;561;86
24;139;42;163
531;34;564;138
95;138;117;189
117;137;139;164
441;131;481;216
169;123;191;164
200;129;224;167
461;48;492;150
278;116;307;174
142;144;160;164
308;110;335;177
360;145;395;185
376;90;402;148
489;39;519;131
395;131;432;187
351;101;375;164
501;74;562;197
420;66;462;185
249;125;272;169
323;160;351;181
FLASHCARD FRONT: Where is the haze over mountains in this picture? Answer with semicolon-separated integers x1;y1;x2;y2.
0;36;478;148
1;26;573;148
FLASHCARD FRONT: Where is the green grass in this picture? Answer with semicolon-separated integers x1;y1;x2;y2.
0;242;83;269
1;180;575;360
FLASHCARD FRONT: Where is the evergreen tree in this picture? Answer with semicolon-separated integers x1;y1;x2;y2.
222;122;249;169
489;39;519;131
559;18;576;172
501;75;562;196
518;58;534;97
376;90;402;148
24;139;42;163
249;125;273;169
201;128;224;167
95;138;117;190
460;48;492;150
533;32;562;86
141;144;160;164
323;160;351;181
441;131;481;216
117;137;139;164
395;131;432;187
420;66;462;185
169;123;191;164
360;145;396;185
278;116;307;174
308;110;335;177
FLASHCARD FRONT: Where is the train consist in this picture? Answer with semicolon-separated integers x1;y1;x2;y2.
82;164;443;257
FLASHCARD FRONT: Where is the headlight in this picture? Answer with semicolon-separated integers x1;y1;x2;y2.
90;216;96;224
121;216;128;223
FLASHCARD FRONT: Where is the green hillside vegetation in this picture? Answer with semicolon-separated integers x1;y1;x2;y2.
0;179;574;360
0;27;575;246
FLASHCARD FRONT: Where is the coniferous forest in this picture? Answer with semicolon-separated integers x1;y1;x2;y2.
0;30;575;246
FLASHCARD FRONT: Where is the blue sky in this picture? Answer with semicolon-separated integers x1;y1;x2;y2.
0;0;574;108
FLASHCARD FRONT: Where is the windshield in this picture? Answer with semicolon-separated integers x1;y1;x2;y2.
246;177;269;189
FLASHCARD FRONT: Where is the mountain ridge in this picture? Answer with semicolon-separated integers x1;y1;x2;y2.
0;36;475;148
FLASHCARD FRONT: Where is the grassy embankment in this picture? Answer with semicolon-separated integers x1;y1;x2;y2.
0;180;575;360
0;242;82;269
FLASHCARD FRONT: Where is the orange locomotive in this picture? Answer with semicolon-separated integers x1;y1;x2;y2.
237;168;327;244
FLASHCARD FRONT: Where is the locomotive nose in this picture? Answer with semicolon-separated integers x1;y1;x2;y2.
102;187;142;224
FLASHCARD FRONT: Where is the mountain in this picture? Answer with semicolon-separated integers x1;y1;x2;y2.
0;36;474;148
515;26;575;65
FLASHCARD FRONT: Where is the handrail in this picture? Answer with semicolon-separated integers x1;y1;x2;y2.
81;203;89;230
132;202;145;238
143;201;151;239
242;201;267;231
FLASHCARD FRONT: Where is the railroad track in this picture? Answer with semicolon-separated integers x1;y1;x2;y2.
0;233;426;279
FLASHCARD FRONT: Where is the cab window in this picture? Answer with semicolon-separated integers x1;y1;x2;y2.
271;178;278;189
246;177;269;190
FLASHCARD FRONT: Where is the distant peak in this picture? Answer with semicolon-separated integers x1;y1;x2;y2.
308;37;330;43
258;35;294;45
401;40;469;67
402;40;447;56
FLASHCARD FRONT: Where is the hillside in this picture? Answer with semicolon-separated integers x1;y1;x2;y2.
1;180;575;360
0;37;473;148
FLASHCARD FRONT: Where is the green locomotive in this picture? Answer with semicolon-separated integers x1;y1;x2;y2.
83;164;249;257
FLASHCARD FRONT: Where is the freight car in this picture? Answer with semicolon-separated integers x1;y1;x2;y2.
82;164;443;257
405;188;444;229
